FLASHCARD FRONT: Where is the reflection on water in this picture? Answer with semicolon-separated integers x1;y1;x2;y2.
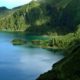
0;32;63;80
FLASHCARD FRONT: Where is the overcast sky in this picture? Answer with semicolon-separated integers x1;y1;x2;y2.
0;0;32;9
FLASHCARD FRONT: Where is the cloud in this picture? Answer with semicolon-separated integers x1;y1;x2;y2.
0;0;32;8
5;0;32;4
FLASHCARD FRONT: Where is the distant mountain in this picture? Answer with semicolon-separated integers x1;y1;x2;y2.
0;0;80;35
0;7;10;17
0;7;8;11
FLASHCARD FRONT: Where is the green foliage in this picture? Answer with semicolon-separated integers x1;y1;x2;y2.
12;39;27;45
37;38;80;80
0;1;80;80
0;0;80;35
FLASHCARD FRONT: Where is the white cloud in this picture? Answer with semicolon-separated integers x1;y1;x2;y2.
4;0;32;3
0;0;32;8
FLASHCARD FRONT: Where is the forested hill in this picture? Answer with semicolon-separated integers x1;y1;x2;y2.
0;0;80;35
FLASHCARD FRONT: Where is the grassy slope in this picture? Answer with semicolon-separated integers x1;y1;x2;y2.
37;40;80;80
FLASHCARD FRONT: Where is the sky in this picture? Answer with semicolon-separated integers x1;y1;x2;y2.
0;0;32;9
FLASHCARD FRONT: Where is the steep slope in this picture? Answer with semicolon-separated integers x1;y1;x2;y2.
0;1;42;32
37;39;80;80
0;0;80;35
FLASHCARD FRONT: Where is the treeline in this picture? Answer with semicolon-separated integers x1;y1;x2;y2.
30;26;80;51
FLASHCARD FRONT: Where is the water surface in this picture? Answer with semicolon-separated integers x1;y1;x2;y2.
0;32;63;80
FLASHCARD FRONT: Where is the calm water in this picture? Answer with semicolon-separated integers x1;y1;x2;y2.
0;32;63;80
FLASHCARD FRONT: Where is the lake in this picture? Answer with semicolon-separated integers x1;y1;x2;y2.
0;32;63;80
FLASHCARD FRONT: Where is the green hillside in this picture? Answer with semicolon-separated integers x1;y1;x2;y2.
37;39;80;80
0;0;80;80
0;0;80;35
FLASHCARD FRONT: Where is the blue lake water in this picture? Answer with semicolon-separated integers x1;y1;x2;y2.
0;32;63;80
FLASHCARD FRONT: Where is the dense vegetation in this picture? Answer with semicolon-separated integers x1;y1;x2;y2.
37;39;80;80
0;0;80;80
12;39;27;45
0;0;80;35
27;27;80;52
